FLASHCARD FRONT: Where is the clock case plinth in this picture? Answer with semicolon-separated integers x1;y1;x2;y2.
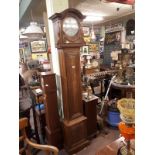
50;8;89;154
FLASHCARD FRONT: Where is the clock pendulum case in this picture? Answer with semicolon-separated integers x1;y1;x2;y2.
50;8;90;154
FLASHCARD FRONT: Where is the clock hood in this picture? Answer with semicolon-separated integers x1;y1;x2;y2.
49;8;86;22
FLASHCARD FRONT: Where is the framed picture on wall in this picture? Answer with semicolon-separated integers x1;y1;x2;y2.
82;27;90;36
89;43;99;52
30;40;47;53
100;41;104;46
104;31;121;45
19;48;25;62
82;45;89;54
19;48;24;57
83;36;91;43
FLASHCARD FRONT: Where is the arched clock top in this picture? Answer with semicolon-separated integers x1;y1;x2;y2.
49;8;85;22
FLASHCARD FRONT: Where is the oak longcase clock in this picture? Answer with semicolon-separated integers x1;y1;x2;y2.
50;8;89;154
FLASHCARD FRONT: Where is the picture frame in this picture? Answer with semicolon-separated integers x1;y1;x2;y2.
100;41;104;46
83;36;91;43
82;45;89;54
89;43;99;52
95;34;101;42
104;31;121;45
30;40;47;53
19;48;25;62
19;48;24;57
82;27;90;36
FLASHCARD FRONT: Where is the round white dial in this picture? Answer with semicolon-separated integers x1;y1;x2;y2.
62;17;79;37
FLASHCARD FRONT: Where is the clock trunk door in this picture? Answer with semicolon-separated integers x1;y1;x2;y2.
61;48;83;120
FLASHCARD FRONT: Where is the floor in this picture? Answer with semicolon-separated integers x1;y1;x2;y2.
36;128;119;155
19;89;120;155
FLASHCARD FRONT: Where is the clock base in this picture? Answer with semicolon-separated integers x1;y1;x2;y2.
45;126;63;149
63;116;90;154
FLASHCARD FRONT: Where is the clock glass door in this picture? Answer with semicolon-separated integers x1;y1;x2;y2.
62;17;79;37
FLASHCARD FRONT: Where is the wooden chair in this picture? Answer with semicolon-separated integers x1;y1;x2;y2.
19;117;59;155
90;80;105;101
19;74;28;97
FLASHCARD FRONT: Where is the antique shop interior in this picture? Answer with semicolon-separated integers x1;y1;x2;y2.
19;0;135;155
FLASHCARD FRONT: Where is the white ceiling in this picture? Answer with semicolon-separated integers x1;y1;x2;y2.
75;0;134;24
19;0;135;28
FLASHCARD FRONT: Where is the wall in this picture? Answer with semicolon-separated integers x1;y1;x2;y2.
102;13;135;66
45;0;69;118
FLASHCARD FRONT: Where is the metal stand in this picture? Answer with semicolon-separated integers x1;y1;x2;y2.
99;75;116;115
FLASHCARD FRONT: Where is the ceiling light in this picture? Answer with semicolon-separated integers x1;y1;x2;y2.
22;22;43;38
83;15;104;22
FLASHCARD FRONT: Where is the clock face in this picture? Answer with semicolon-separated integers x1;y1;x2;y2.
62;17;79;37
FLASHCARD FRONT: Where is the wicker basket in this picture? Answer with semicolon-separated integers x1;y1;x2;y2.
117;98;135;123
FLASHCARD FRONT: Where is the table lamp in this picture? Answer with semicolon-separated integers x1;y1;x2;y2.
117;98;135;155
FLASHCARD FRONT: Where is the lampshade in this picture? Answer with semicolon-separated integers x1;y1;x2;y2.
19;28;26;35
23;22;43;38
19;34;29;43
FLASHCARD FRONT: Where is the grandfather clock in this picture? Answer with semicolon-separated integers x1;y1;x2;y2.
50;8;89;154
